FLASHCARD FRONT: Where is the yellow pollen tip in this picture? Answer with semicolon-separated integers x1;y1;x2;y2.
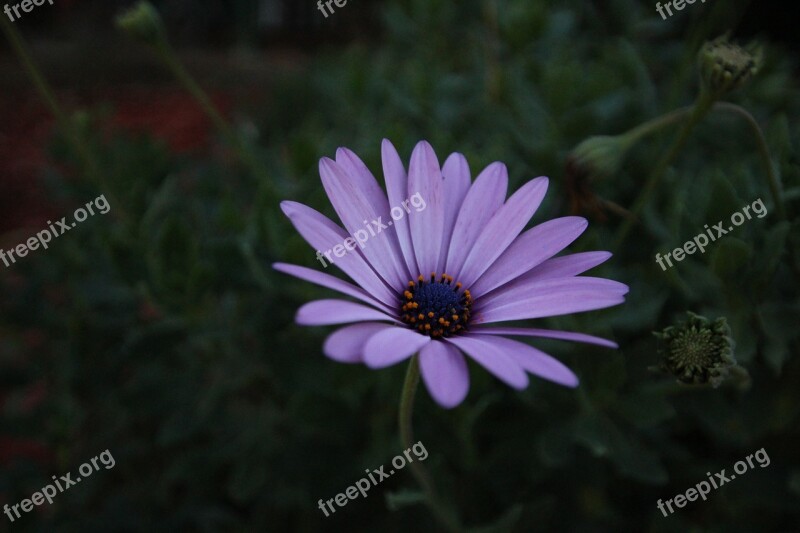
418;313;424;320
425;324;431;331
427;312;434;318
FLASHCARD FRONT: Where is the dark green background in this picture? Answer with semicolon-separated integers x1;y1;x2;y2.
1;0;798;531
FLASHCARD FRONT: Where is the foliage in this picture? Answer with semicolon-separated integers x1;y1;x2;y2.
2;0;798;531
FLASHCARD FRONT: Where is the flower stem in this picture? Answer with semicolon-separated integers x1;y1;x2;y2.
150;39;273;188
398;355;461;532
712;102;786;220
621;105;695;147
614;94;714;248
0;15;130;222
712;102;800;277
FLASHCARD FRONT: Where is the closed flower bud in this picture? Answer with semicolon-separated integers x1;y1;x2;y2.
698;36;762;99
116;1;165;46
653;312;744;388
568;134;633;181
565;134;635;220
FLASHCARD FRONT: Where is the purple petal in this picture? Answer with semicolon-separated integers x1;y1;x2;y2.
472;326;618;349
474;277;629;324
280;201;397;306
323;323;393;363
382;139;418;276
419;341;470;408
445;335;528;389
458;177;549;287
470;217;588;298
273;262;395;314
438;153;471;273
363;327;431;368
296;299;400;326
407;141;445;276
320;157;408;289
519;251;613;282
469;334;579;387
445;162;508;279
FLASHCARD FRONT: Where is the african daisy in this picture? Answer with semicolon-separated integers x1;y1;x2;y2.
274;140;628;408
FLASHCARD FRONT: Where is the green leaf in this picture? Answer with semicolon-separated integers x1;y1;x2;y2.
710;237;753;280
385;489;426;511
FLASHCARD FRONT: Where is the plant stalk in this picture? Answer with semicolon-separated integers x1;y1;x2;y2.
151;40;273;187
614;94;715;248
399;355;461;532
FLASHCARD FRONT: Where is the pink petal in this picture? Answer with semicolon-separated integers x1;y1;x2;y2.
474;277;628;324
320;157;408;289
469;335;579;387
438;152;471;273
458;177;549;287
363;327;431;368
296;299;400;326
273;262;395;314
323;323;394;363
382;139;418;276
470;217;588;298
445;335;528;390
419;341;470;408
407;141;445;276
472;326;618;348
280;201;398;306
445;162;507;280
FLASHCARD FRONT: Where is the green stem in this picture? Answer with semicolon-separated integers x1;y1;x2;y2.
151;40;273;187
1;15;126;221
1;17;68;127
621;105;695;147
614;94;714;248
712;102;800;277
712;102;786;220
399;355;461;533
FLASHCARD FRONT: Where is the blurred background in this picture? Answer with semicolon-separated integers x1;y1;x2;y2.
1;0;799;531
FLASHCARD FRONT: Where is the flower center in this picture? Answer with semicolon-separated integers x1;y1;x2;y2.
670;329;717;368
400;273;472;338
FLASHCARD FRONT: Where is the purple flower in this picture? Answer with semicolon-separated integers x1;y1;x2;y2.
274;140;628;408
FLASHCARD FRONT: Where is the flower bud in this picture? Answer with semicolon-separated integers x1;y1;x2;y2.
116;1;166;46
568;134;632;181
698;35;762;99
653;312;744;388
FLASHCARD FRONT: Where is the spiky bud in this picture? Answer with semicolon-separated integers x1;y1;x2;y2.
653;312;744;388
698;35;762;99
